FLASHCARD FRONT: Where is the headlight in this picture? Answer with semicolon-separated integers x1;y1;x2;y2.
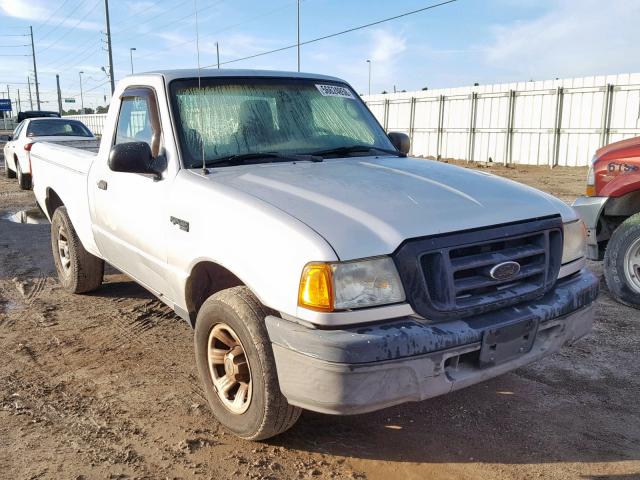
562;220;587;264
298;257;406;311
586;156;596;196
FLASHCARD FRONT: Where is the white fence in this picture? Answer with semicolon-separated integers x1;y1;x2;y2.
364;73;640;167
64;113;108;135
64;73;640;167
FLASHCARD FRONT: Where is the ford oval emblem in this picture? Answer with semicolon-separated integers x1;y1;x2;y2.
489;261;521;281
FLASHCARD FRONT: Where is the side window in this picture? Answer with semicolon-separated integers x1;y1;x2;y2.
114;88;162;158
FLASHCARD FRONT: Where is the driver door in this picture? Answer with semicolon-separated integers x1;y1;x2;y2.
91;87;170;296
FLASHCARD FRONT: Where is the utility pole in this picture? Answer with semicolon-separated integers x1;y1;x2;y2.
104;0;115;94
216;42;220;69
27;76;33;110
79;71;84;113
56;74;63;115
30;26;41;109
17;89;21;113
297;0;300;72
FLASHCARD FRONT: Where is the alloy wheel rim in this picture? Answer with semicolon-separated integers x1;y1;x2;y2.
57;225;71;274
207;323;252;414
623;236;640;294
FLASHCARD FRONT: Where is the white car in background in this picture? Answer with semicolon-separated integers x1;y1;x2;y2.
3;117;98;190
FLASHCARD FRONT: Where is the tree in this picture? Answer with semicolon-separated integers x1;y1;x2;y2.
83;107;95;114
65;109;78;115
96;105;108;114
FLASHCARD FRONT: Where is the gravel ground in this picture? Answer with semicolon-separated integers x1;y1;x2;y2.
0;145;639;480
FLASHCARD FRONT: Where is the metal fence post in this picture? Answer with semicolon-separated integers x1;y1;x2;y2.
600;83;614;147
551;87;564;168
466;92;478;162
408;97;416;155
436;95;445;159
504;90;516;165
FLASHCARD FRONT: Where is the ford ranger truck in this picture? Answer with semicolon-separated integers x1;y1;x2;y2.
30;69;598;440
573;137;640;308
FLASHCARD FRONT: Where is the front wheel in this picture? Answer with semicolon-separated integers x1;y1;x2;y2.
4;160;16;178
194;286;301;440
604;212;640;309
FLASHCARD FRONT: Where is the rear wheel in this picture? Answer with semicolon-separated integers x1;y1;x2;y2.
16;161;32;190
51;207;104;293
604;212;640;309
194;286;301;440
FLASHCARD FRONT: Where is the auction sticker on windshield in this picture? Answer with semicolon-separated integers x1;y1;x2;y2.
315;84;355;99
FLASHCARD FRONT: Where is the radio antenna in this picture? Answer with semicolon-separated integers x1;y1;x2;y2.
194;0;208;175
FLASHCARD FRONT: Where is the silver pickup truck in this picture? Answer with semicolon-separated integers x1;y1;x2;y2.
30;69;598;440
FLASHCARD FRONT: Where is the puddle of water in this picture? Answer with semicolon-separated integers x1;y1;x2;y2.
1;300;21;313
2;208;49;225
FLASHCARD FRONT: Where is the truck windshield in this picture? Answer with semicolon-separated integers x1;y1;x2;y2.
169;77;395;168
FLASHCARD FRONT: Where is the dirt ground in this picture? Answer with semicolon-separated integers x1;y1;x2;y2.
0;146;639;480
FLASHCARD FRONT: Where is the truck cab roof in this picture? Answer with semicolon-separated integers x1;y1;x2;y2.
129;68;345;84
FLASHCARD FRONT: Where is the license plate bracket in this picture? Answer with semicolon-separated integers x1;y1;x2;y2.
479;317;539;367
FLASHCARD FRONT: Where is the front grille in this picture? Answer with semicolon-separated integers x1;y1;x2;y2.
393;217;563;321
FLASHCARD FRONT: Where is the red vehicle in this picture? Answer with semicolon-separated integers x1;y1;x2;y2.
573;137;640;308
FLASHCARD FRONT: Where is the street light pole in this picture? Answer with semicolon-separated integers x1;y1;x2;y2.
216;42;220;69
79;71;84;113
297;0;300;72
130;47;136;74
366;59;371;96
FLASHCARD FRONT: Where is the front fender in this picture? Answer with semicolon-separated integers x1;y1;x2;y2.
572;196;608;260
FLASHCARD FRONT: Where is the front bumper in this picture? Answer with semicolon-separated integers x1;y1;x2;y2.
572;196;609;260
266;269;598;415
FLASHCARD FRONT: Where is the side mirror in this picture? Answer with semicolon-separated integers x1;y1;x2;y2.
388;132;410;155
108;142;160;177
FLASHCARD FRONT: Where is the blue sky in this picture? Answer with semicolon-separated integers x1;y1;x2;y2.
1;0;638;109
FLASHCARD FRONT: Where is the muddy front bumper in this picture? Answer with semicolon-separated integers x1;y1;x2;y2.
266;269;599;415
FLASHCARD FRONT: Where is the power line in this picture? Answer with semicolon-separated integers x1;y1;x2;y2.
38;0;87;41
111;0;190;34
204;0;457;68
40;0;102;54
34;0;76;38
134;1;295;62
115;0;225;44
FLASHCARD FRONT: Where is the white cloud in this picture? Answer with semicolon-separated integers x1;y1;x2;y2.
0;0;47;20
481;0;640;79
369;28;406;63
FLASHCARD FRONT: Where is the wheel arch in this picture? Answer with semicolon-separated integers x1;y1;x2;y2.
44;187;65;220
185;260;249;327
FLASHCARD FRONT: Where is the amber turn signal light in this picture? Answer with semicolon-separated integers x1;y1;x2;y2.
298;263;333;311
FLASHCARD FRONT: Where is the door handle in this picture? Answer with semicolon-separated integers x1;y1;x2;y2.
97;180;108;190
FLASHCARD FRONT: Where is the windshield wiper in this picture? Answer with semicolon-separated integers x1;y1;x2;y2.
308;145;405;158
205;152;323;167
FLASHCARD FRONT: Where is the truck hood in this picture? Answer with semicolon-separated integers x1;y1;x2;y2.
215;156;576;260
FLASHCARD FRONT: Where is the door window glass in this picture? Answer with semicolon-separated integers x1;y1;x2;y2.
114;90;162;157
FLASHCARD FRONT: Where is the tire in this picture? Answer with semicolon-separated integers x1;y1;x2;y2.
604;212;640;309
16;161;32;190
4;160;16;179
194;286;301;440
51;206;104;294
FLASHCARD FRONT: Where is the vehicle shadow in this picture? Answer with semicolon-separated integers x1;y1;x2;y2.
268;368;640;467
